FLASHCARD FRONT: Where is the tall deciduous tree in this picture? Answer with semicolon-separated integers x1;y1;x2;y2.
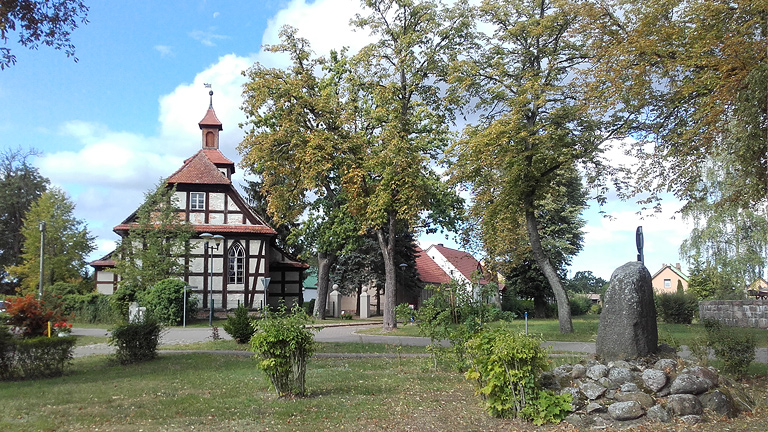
8;187;94;294
567;270;608;295
239;27;360;320
490;166;587;318
0;0;89;69
344;0;471;331
332;231;421;315
113;181;194;291
0;148;49;294
448;0;616;333
583;0;767;210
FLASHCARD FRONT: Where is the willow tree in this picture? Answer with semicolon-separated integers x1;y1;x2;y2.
343;0;471;331
448;0;621;333
239;26;360;319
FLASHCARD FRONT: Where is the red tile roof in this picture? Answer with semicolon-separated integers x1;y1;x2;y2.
415;246;451;285
431;244;488;284
198;107;223;130
89;251;116;267
201;149;234;166
167;150;230;185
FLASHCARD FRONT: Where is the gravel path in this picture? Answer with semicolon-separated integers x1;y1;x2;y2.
71;324;767;363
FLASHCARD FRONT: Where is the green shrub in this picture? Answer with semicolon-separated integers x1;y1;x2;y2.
223;304;255;344
0;326;16;379
109;317;163;365
13;336;77;379
501;294;535;317
465;327;570;423
0;327;76;380
568;295;592;316
302;298;315;316
61;293;118;324
395;303;414;323
111;284;139;319
702;319;756;377
588;304;602;315
520;390;573;426
139;278;198;325
250;305;317;397
656;291;698;324
48;281;83;297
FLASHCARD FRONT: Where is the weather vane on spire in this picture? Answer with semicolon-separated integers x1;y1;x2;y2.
204;83;213;108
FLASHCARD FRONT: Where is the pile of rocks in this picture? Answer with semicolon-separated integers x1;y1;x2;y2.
542;357;752;429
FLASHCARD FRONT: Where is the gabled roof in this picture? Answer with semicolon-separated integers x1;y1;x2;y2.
89;251;116;267
167;150;230;185
651;264;688;281
201;149;234;167
415;246;452;285
430;244;488;284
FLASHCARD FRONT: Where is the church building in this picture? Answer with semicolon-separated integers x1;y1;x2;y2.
90;92;307;310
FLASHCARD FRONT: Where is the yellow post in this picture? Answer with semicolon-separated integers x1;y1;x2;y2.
48;321;51;338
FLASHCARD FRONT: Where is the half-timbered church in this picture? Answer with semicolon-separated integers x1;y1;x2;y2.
90;93;307;310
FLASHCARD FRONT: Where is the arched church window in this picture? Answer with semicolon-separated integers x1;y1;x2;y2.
228;242;245;284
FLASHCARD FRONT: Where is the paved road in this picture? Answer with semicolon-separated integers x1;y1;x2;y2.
71;324;767;363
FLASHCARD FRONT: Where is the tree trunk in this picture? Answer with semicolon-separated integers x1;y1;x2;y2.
375;213;398;331
313;252;336;320
524;207;573;333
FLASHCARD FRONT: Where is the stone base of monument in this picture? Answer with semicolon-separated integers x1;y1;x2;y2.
596;261;658;360
542;356;750;429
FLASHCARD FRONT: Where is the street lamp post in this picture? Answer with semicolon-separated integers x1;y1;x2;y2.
38;221;45;299
200;233;224;326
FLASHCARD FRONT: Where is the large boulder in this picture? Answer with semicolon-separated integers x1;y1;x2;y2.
596;261;658;360
608;401;645;420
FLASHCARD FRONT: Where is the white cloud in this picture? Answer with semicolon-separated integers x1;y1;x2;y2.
154;45;174;57
189;29;229;47
571;199;692;280
35;0;373;264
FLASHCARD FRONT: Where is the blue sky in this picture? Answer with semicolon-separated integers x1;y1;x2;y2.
1;0;693;281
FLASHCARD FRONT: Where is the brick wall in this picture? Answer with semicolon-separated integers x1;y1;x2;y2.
698;300;768;329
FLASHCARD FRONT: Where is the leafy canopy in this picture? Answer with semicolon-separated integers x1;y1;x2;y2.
0;0;89;70
8;186;94;295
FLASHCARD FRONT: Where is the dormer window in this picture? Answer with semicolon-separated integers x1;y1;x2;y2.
190;192;206;210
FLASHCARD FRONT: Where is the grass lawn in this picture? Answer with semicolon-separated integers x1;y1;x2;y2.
363;315;768;348
1;352;765;432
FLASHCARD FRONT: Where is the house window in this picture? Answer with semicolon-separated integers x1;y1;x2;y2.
228;243;245;284
190;192;205;210
664;279;671;289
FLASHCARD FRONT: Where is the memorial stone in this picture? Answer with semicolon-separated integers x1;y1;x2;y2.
596;261;658;360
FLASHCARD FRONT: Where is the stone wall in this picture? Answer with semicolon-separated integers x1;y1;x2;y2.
698;300;768;329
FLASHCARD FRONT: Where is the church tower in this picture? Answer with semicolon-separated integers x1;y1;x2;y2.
199;90;223;150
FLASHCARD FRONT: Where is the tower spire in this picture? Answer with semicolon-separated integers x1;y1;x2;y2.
204;83;213;109
199;84;222;149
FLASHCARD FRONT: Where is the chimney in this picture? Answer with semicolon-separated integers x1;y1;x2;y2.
675;263;681;271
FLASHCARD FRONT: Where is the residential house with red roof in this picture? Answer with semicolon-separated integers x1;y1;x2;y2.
90;93;307;310
419;244;490;293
